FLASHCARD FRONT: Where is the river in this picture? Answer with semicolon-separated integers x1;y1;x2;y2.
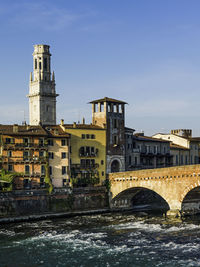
0;212;200;267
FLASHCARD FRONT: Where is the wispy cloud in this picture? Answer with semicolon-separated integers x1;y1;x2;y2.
4;1;84;32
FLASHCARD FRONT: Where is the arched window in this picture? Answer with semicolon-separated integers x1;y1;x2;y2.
111;160;120;172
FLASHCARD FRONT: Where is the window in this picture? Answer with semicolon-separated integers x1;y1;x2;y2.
181;155;183;165
35;59;37;69
61;139;67;146
39;138;44;146
23;138;29;146
49;166;52;176
25;165;30;174
62;152;66;159
113;135;118;145
80;159;86;167
39;151;44;157
49;152;54;159
48;139;54;146
101;160;104;165
82;134;85;139
39;62;41;70
102;171;104;176
7;151;12;157
135;157;137;165
86;146;90;155
176;155;178;165
80;147;84;156
23;151;29;160
62;166;67;175
91;159;95;167
86;134;90;139
44;58;47;70
91;134;95;139
129;156;131;165
41;165;45;175
113;119;117;128
8;164;13;172
5;138;13;144
63;179;67;187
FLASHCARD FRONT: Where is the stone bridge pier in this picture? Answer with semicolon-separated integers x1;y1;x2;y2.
108;165;200;217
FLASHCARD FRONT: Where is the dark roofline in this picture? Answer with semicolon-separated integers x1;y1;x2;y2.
89;97;127;104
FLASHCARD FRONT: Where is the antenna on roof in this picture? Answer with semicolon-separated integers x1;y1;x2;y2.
20;110;26;125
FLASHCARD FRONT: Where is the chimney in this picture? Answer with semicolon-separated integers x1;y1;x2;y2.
60;119;64;126
13;124;18;133
73;122;77;128
82;117;85;124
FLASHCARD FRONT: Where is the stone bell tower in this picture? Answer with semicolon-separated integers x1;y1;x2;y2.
28;44;58;125
90;97;127;173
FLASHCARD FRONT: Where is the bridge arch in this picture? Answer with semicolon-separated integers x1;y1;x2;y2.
181;185;200;214
111;186;170;212
180;182;200;204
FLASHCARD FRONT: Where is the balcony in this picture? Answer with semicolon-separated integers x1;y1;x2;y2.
79;152;98;157
71;163;99;169
1;156;48;164
79;148;98;158
3;143;48;150
132;148;140;153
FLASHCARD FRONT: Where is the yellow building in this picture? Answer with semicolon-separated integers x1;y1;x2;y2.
60;120;106;187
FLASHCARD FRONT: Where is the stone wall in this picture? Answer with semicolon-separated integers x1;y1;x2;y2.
0;186;108;217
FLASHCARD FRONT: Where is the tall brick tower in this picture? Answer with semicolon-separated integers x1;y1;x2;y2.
28;44;58;125
90;97;127;173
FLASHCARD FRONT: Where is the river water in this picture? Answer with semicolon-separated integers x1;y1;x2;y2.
0;212;200;267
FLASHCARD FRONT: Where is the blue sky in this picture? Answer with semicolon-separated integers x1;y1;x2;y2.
1;0;200;135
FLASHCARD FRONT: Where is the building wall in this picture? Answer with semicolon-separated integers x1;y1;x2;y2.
62;126;106;184
91;100;126;173
48;138;70;188
153;133;189;148
0;134;48;190
153;133;199;166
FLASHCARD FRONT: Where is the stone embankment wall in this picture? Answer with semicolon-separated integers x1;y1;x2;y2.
0;186;108;217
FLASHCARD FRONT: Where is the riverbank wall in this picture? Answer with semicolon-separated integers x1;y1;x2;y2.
0;186;109;219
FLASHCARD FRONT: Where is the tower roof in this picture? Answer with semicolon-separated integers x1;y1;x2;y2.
89;97;127;104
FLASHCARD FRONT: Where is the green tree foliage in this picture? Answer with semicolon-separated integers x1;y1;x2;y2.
0;169;21;191
45;162;53;194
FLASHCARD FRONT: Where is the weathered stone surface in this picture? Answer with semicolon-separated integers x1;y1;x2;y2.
109;164;200;216
0;186;108;218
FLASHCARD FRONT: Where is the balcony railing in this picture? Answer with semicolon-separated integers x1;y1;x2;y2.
1;156;48;163
79;152;98;157
3;143;48;149
71;163;99;169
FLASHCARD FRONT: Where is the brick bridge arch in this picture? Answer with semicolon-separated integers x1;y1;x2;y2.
108;165;200;216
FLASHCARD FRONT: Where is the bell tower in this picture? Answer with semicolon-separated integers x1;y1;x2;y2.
90;97;127;173
28;44;58;125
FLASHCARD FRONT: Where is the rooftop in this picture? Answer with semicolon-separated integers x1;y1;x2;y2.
170;143;189;150
89;97;127;104
63;123;105;130
134;133;170;143
0;124;70;138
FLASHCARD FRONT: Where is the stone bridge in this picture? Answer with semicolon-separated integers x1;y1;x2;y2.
108;164;200;217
